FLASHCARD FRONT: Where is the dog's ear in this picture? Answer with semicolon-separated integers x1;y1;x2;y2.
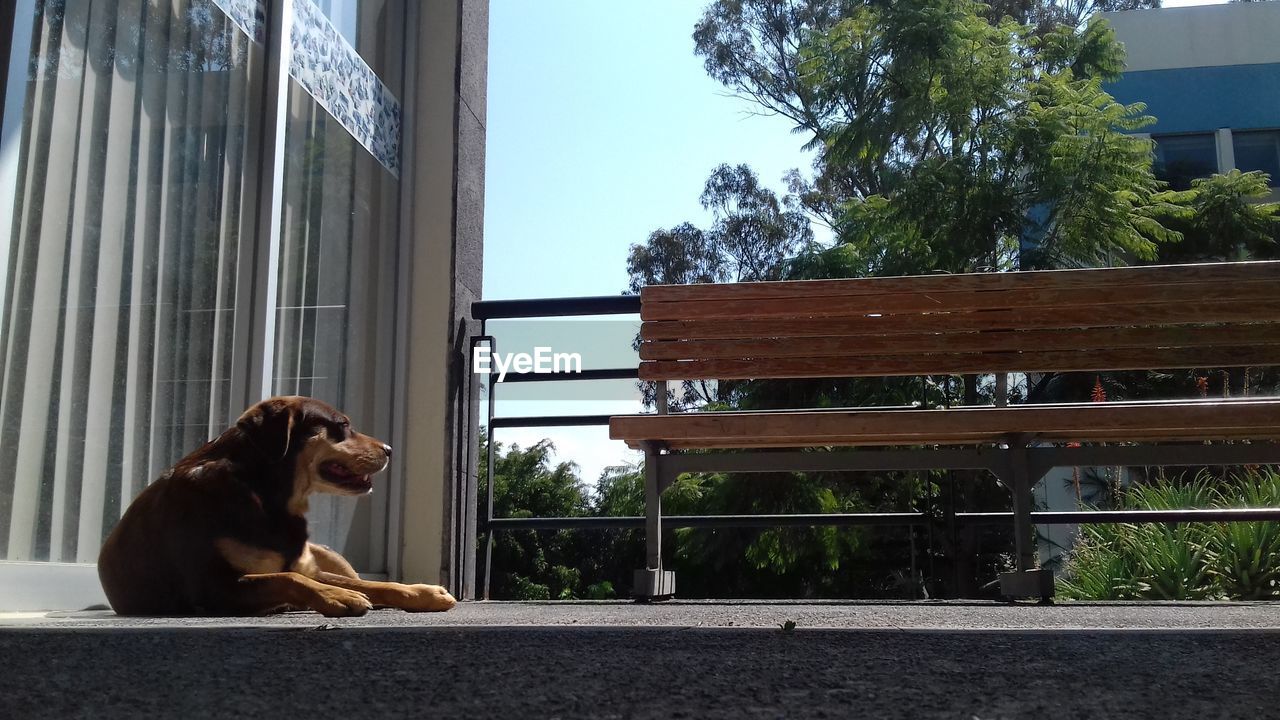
236;397;301;459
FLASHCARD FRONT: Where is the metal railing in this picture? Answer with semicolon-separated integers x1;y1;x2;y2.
469;294;1280;600
471;294;642;599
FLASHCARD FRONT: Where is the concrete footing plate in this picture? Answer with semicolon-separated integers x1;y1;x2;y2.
632;569;676;600
999;569;1055;600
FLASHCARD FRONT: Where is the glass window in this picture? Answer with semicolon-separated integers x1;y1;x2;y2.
0;0;261;561
1152;134;1218;190
0;0;408;574
273;0;405;569
1232;130;1280;187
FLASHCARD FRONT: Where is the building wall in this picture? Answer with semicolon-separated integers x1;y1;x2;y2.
397;0;487;596
1103;3;1280;135
1103;3;1280;74
1103;3;1280;199
1107;63;1280;136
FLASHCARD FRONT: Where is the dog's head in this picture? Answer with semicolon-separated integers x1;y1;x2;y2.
235;396;392;504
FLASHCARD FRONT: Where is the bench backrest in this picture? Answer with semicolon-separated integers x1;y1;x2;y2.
638;261;1280;381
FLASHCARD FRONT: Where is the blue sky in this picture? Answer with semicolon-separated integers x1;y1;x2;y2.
482;0;1228;486
484;2;815;302
482;1;820;484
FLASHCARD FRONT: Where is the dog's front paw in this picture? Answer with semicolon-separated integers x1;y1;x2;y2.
398;584;456;612
312;586;373;617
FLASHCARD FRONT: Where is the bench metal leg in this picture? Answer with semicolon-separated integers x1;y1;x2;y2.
633;442;675;600
998;439;1054;602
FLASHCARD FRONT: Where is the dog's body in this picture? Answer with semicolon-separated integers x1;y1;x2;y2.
98;395;455;616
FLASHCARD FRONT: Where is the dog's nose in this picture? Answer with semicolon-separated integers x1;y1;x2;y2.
382;444;393;458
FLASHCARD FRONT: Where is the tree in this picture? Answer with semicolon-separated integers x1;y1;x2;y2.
1155;170;1280;263
627;163;814;292
691;0;1160;233
999;0;1160;31
627;164;813;412
590;461;931;599
477;431;596;600
792;2;1187;274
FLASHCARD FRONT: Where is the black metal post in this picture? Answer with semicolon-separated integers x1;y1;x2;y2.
481;334;496;601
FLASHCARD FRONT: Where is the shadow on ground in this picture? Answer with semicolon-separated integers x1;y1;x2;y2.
3;622;1277;719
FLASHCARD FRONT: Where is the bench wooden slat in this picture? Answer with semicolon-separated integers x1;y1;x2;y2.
641;261;1280;303
640;301;1280;342
638;345;1280;381
640;323;1280;361
640;280;1280;321
609;401;1280;450
646;428;1280;450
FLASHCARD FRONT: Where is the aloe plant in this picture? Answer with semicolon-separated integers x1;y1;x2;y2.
1058;468;1280;600
1204;470;1280;600
1056;524;1145;600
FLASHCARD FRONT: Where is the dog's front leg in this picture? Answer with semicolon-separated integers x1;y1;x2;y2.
307;542;361;579
312;572;456;612
297;542;456;612
228;572;373;617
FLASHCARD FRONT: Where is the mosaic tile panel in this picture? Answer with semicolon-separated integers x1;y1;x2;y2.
210;0;266;44
289;0;403;177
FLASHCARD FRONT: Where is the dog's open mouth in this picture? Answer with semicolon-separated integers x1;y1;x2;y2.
320;461;373;493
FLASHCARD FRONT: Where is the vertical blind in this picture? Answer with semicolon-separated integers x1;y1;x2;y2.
0;0;257;562
0;0;404;570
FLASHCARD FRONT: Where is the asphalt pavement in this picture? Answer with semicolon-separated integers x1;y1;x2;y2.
3;601;1278;719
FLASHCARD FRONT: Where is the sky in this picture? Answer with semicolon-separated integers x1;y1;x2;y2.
482;1;817;484
482;0;1230;487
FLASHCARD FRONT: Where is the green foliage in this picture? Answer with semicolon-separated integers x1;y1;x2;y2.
664;469;871;598
1035;16;1127;80
626;223;725;291
1204;471;1280;600
508;576;552;601
793;0;1187;273
478;430;595;600
691;0;1273;277
481;440;935;599
585;581;616;600
1155;170;1280;263
1058;470;1280;600
626;164;814;291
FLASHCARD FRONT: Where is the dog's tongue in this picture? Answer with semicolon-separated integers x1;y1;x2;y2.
323;461;357;479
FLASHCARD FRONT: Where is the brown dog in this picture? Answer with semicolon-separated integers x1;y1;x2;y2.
98;395;456;616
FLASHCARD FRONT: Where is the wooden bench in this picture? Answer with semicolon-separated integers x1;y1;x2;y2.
609;261;1280;600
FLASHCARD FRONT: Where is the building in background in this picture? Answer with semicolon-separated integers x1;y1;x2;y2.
0;0;486;611
1035;2;1280;567
1104;2;1280;196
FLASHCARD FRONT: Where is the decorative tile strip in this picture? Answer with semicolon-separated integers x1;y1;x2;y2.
210;0;266;44
288;0;403;177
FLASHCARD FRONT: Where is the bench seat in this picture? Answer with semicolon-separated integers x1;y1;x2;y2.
614;261;1280;601
611;399;1280;450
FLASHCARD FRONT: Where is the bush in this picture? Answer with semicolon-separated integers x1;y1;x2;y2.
1058;468;1280;600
